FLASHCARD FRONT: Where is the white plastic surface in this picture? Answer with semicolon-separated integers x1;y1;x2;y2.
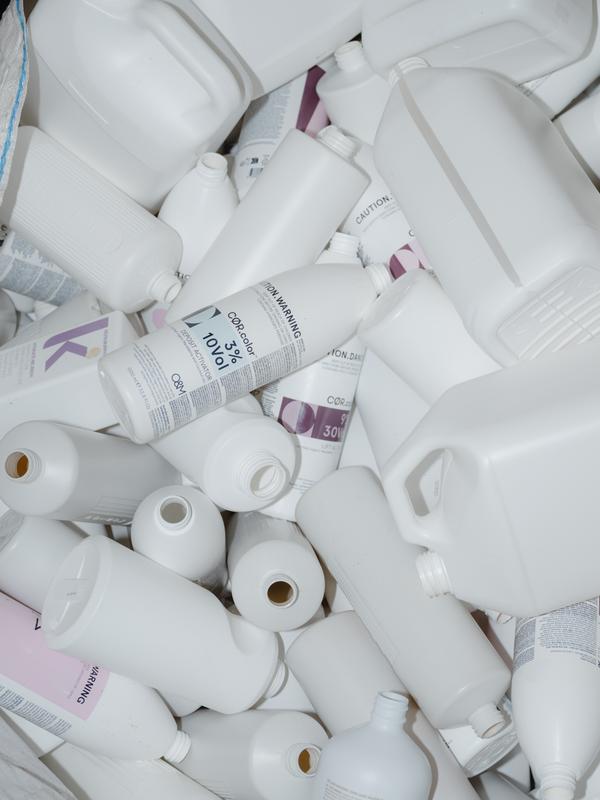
0;421;179;523
2;292;103;349
1;708;63;757
296;467;510;733
0;127;182;312
227;512;324;631
131;485;226;587
556;90;600;183
473;772;532;799
167;127;370;321
382;337;600;617
375;66;600;366
0;289;16;347
42;536;280;714
25;0;252;209
362;0;594;82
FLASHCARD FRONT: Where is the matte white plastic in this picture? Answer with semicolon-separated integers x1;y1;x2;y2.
0;127;182;312
100;262;390;444
494;747;532;794
0;310;138;437
43;743;220;800
338;407;380;475
177;709;328;800
42;536;281;714
0;513;83;611
158;153;238;279
25;0;252;210
0;421;179;524
150;396;297;512
1;708;63;757
227;512;325;631
167;127;370;321
512;601;600;800
296;467;510;733
0;288;16;347
556;90;600;183
362;0;594;82
473;772;532;799
382;338;600;617
375;66;600;365
312;692;432;800
131;485;226;588
2;291;103;348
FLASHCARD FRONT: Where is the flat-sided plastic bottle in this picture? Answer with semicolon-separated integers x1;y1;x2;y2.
233;66;329;199
227;512;324;631
555;89;600;183
375;64;600;365
0;127;182;312
149;395;297;512
42;536;282;714
131;485;225;589
337;407;380;475
43;743;220;800
166;126;370;321
0;513;83;610
0;592;190;762
2;707;64;757
177;709;328;800
3;292;105;349
0;310;139;438
296;467;510;735
25;0;252;210
0;421;179;523
257;234;366;520
158;154;238;280
362;0;594;82
382;337;600;617
100;261;390;444
472;772;532;799
512;600;600;800
313;692;431;800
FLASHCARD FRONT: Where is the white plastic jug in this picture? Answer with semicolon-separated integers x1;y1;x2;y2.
25;0;252;210
383;336;600;618
362;0;594;83
375;64;600;366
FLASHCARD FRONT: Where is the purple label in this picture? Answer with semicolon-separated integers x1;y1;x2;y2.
278;397;349;443
43;316;109;371
296;65;329;138
389;240;429;280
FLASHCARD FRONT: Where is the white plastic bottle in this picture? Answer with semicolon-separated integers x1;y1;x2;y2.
149;395;297;512
166;126;370;321
316;41;391;145
131;485;226;588
0;309;139;438
257;234;366;520
362;0;594;83
0;288;17;347
0;421;179;523
25;0;252;210
100;261;390;444
472;771;532;799
0;229;83;305
177;709;328;800
555;89;600;183
227;512;325;631
512;600;600;800
296;467;510;736
43;536;282;714
233;66;330;199
313;692;431;800
0;513;83;611
158;153;238;280
0;592;190;762
337;407;380;475
375;64;600;366
382;336;600;618
0;127;182;312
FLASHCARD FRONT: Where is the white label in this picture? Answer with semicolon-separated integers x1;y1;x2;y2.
514;599;600;672
322;780;383;800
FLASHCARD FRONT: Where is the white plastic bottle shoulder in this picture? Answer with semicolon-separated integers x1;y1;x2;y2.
177;709;328;800
149;395;297;512
3;291;104;349
313;692;431;800
316;41;391;145
158;153;238;280
166;125;370;321
131;485;226;588
99;261;391;444
0;127;182;312
0;421;179;523
0;592;190;762
42;536;283;714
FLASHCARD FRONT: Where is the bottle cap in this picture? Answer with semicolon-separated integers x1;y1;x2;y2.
335;41;368;72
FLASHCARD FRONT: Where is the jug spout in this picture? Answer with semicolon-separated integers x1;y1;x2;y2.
416;550;452;597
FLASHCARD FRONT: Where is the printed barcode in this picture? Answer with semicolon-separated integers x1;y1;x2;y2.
169;394;192;426
249;167;264;178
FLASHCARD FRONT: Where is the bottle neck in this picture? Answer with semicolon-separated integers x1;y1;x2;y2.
370;691;409;731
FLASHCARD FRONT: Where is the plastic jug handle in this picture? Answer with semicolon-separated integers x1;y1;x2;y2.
137;1;243;119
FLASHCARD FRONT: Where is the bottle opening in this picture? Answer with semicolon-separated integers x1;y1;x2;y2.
250;462;286;499
159;497;191;526
5;450;39;481
266;578;297;607
297;746;320;776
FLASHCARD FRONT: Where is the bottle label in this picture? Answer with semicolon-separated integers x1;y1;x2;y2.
322;780;383;800
0;594;109;731
514;598;600;672
0;230;82;305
